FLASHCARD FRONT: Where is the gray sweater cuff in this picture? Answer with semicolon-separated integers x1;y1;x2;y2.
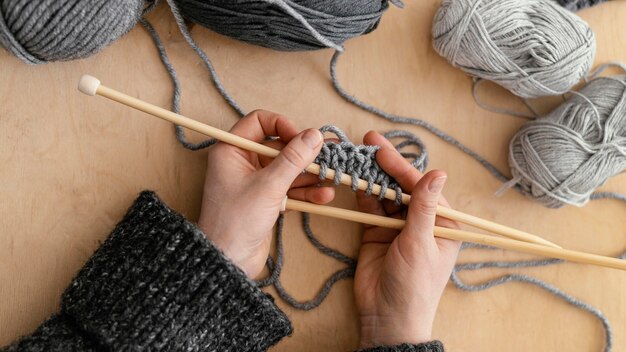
8;191;292;351
358;341;444;352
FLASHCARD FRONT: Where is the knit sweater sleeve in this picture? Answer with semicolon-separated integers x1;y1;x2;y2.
2;191;292;352
358;341;445;352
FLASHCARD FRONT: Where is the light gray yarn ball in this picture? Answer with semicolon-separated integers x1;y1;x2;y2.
0;0;145;64
432;0;596;98
509;76;626;208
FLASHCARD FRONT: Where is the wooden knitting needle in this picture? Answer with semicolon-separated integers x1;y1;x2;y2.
283;198;626;271
77;74;560;249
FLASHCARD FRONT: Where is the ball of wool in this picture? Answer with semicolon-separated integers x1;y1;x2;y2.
557;0;609;11
508;75;626;208
0;0;145;64
172;0;398;51
431;0;596;98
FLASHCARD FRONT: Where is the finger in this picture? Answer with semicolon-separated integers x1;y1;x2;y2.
402;170;447;247
356;190;387;217
229;109;299;143
382;198;402;215
259;129;323;194
259;137;338;168
363;131;422;191
287;186;335;204
291;173;325;188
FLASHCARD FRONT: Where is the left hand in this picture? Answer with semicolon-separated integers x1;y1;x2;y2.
198;110;335;279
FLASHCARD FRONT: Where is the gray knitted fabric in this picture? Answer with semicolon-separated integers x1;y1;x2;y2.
1;191;443;352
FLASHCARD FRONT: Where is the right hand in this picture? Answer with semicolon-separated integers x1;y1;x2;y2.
354;131;462;348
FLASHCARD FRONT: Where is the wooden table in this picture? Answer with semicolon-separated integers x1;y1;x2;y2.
1;2;625;351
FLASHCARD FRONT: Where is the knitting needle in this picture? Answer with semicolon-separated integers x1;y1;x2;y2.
283;198;626;271
77;74;560;249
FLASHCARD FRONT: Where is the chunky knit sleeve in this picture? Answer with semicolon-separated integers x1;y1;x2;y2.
358;341;444;352
2;191;292;352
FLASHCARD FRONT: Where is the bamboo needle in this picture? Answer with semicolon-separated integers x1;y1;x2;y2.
77;74;560;249
284;198;626;271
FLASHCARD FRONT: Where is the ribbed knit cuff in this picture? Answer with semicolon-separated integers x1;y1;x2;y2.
1;314;98;352
57;191;292;351
359;341;444;352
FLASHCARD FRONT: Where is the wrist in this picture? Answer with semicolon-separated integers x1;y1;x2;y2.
359;314;433;349
200;226;266;279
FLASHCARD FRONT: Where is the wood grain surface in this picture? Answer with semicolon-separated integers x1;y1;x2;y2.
1;1;625;351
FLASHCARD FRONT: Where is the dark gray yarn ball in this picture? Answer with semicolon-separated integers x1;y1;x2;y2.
432;0;596;98
172;0;399;51
508;75;626;208
0;0;145;64
557;0;609;11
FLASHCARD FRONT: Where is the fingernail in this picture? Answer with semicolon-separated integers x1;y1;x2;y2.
428;176;447;193
302;129;322;148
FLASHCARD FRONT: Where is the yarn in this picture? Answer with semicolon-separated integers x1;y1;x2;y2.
139;4;622;349
432;0;596;99
316;125;428;202
507;74;626;208
0;0;147;64
450;243;623;352
172;0;403;52
557;0;610;11
328;50;625;350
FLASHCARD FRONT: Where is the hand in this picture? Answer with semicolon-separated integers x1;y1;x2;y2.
198;110;335;279
354;131;461;348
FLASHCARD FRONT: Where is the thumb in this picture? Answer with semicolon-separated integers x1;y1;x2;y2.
403;170;447;245
261;128;323;193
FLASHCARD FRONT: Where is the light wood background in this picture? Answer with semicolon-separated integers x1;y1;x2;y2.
1;1;625;351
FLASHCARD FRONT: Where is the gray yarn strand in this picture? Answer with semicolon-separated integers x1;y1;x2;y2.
141;18;218;150
450;246;625;352
256;214;356;311
166;0;246;117
330;50;513;185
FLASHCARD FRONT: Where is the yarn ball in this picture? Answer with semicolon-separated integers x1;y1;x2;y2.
508;75;626;208
557;0;609;11
0;0;145;64
172;0;399;51
431;0;596;99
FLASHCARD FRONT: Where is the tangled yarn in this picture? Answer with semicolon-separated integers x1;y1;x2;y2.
431;0;596;98
0;0;146;64
508;72;626;208
172;0;403;51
